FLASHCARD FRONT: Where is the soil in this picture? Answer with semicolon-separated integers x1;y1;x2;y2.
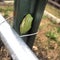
0;40;12;60
33;17;60;60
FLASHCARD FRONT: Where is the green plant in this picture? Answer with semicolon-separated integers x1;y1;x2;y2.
4;12;9;18
45;31;57;41
57;27;60;33
5;7;13;12
42;15;47;19
0;8;3;12
1;6;13;13
0;6;13;12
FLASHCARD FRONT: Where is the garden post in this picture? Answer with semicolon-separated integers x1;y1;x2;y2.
13;0;48;49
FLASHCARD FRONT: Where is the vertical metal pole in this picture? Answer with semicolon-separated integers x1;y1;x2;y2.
13;0;48;48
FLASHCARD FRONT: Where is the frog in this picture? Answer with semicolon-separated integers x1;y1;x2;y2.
20;14;33;34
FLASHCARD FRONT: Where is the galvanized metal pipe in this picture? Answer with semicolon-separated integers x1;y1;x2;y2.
0;14;38;60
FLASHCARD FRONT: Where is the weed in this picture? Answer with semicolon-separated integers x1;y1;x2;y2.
45;31;57;41
57;27;60;33
42;15;47;19
4;12;9;18
8;7;13;11
0;8;3;12
0;6;13;13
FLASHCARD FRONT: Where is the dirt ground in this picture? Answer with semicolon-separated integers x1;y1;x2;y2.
0;40;12;60
33;17;60;60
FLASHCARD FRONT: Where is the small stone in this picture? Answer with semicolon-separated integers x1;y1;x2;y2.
33;46;38;51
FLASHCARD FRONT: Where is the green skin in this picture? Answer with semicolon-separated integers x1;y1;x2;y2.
20;14;33;34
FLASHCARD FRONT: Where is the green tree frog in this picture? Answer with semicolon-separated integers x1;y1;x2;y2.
20;14;33;34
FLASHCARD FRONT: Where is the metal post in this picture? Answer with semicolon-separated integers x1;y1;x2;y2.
13;0;48;48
